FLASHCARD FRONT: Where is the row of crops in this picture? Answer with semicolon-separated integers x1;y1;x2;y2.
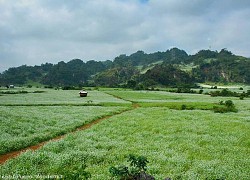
0;88;250;179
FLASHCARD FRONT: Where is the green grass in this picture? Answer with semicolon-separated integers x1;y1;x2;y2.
0;106;129;155
105;90;184;102
0;88;131;105
105;90;248;111
138;101;219;110
0;88;250;179
1;107;249;179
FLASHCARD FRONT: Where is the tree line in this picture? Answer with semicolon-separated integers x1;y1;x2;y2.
0;48;249;88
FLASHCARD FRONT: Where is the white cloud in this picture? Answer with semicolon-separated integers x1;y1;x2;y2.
0;0;250;72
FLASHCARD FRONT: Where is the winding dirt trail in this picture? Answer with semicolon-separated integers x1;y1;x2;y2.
0;103;140;165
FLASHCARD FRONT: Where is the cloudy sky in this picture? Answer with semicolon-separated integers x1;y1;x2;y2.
0;0;250;72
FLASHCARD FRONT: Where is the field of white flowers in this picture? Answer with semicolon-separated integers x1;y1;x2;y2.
0;87;249;179
0;106;129;155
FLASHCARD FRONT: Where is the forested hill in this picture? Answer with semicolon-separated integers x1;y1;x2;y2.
0;48;249;88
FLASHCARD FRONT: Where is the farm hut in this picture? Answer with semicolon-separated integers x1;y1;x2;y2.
79;90;88;97
9;85;14;88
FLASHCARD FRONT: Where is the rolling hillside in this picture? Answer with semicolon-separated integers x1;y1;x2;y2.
0;48;249;88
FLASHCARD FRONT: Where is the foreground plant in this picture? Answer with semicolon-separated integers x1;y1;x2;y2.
109;154;155;180
62;164;91;180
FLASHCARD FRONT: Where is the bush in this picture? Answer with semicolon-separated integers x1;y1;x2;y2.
213;100;238;113
62;86;74;90
240;95;244;100
62;86;82;90
225;100;233;107
109;154;154;180
169;88;197;94
62;164;91;180
44;85;53;89
181;104;187;110
210;89;248;98
33;90;46;93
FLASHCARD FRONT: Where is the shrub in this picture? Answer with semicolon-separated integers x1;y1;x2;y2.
181;104;187;110
62;164;91;180
240;95;244;100
33;90;46;93
213;100;238;113
199;89;203;94
210;89;248;98
109;165;129;178
44;85;53;88
109;154;155;179
62;86;82;90
169;88;197;94
225;100;233;107
62;86;73;90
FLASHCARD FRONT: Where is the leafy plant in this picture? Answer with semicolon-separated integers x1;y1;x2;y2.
62;164;91;180
210;88;249;98
109;165;130;178
199;89;203;94
225;100;233;107
127;154;149;173
213;100;238;113
181;104;187;110
239;93;245;100
109;154;154;179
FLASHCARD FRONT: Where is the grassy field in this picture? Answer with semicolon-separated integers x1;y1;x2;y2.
0;87;249;179
0;106;129;155
0;88;130;105
105;90;246;111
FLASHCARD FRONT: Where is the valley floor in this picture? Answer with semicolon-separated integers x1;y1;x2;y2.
0;88;249;179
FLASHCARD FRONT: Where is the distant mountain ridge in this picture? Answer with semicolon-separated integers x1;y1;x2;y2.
0;48;249;88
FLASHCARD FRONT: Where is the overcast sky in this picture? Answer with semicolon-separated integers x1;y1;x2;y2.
0;0;250;72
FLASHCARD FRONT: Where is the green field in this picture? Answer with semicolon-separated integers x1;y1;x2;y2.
0;88;130;105
0;106;129;155
0;88;250;179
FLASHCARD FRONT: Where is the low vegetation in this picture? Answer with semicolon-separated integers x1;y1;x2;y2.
109;154;154;179
0;106;128;155
209;88;249;98
213;100;238;113
1;105;249;179
0;87;249;179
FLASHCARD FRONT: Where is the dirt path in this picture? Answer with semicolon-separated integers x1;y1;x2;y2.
0;104;140;165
